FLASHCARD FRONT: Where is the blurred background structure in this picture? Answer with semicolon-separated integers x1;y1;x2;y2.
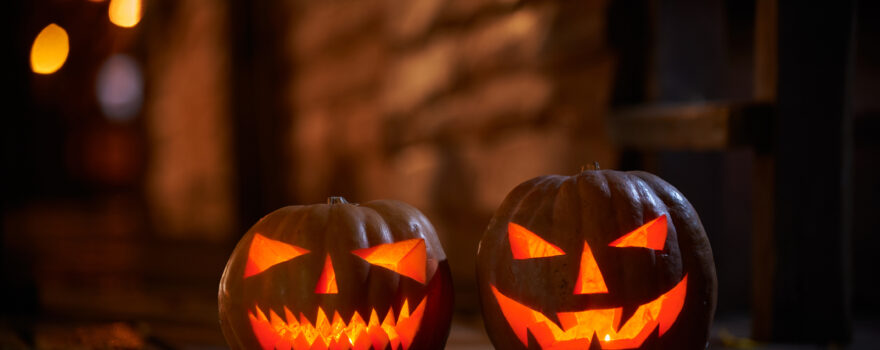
2;0;879;348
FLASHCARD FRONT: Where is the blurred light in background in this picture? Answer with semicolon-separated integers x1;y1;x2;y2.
30;23;69;74
109;0;141;28
96;54;143;122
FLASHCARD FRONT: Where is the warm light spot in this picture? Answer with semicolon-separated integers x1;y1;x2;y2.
30;23;69;74
352;239;426;284
109;0;142;28
609;214;668;250
315;254;338;294
490;275;688;349
244;233;310;277
249;297;427;350
96;54;143;121
574;241;608;294
508;222;565;259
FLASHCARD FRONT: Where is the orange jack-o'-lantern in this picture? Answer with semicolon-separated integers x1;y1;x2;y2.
476;167;717;349
219;197;454;350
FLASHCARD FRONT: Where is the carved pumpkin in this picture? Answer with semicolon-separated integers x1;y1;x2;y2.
476;167;717;349
219;197;454;350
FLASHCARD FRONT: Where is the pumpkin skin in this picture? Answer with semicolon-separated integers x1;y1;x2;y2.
219;198;454;350
476;169;717;349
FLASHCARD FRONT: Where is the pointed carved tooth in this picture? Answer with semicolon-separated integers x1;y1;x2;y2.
298;312;318;346
410;298;426;323
383;308;399;349
316;307;330;333
270;309;286;329
285;306;299;328
368;309;380;327
331;311;346;336
332;311;344;326
250;310;281;350
382;309;396;327
347;312;366;342
398;299;410;320
255;305;269;322
397;298;427;350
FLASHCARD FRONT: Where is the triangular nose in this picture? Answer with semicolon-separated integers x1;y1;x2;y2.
574;241;608;294
315;254;338;294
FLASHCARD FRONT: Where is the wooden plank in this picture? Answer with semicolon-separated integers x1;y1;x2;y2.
609;103;774;151
610;103;732;151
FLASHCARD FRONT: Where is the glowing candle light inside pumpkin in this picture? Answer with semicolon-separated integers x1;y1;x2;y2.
109;0;141;28
30;23;69;75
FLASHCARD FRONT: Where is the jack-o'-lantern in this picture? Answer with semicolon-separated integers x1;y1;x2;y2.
476;166;717;349
219;197;454;350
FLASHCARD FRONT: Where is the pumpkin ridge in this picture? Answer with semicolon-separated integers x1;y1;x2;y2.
357;202;398;246
276;206;313;249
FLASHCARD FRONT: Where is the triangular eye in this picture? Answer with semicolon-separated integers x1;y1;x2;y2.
352;238;426;284
508;222;565;259
245;233;310;277
608;214;668;250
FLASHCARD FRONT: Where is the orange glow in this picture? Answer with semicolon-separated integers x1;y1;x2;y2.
352;239;426;284
248;297;427;350
608;215;668;250
108;0;141;28
574;242;608;294
30;23;69;74
315;254;339;294
508;222;565;259
245;233;310;278
490;275;687;349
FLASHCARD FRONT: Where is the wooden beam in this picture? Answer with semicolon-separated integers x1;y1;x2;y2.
770;0;854;343
609;103;773;151
229;0;295;234
754;0;778;102
750;153;775;340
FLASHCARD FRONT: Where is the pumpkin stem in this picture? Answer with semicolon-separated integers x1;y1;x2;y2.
327;196;349;205
581;162;601;172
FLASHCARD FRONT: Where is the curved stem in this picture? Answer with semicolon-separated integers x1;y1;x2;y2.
581;162;601;172
327;196;349;205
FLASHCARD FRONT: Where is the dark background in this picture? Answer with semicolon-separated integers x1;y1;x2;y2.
2;0;878;348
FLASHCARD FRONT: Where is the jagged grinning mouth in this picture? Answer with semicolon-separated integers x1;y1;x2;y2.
248;297;427;350
490;275;687;349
